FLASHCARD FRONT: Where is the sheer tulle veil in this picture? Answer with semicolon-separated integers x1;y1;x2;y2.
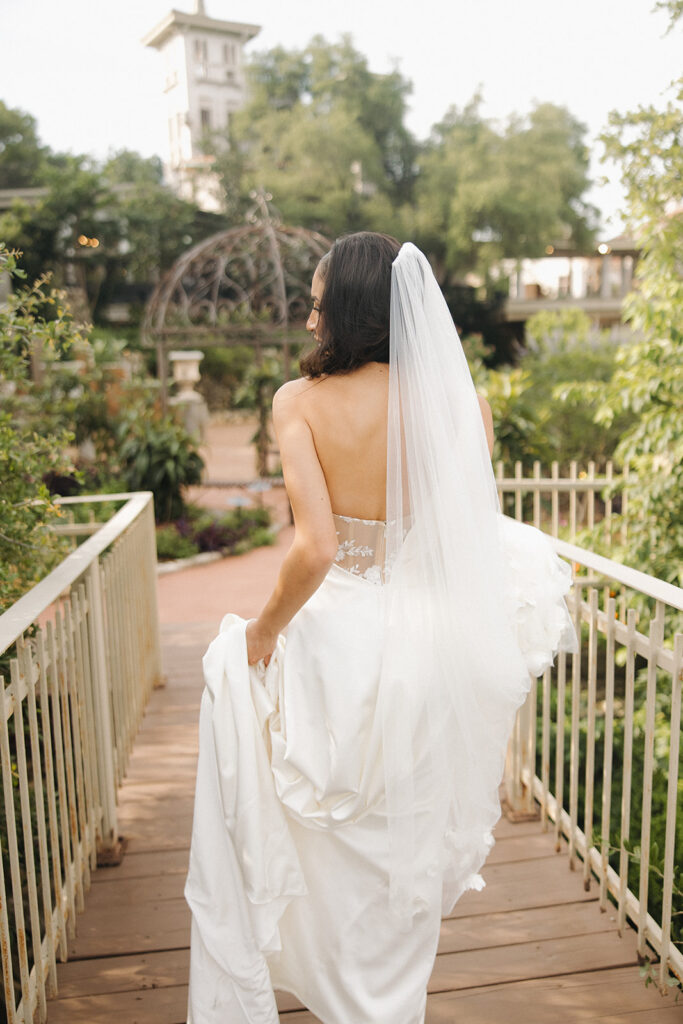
375;242;550;925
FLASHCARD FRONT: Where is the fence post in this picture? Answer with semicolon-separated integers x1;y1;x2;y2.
144;498;164;688
86;559;118;852
504;681;539;818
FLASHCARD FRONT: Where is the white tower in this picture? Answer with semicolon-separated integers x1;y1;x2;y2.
142;1;260;211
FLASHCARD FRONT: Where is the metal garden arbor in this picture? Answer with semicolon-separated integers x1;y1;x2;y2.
142;190;331;406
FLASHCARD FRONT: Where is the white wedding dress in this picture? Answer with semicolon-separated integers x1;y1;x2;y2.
184;511;576;1024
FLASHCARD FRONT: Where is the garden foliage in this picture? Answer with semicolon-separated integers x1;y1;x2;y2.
558;72;683;586
158;505;274;561
465;310;635;470
0;247;78;611
0;242;209;608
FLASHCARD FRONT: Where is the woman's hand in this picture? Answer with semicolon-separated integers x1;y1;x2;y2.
246;618;278;667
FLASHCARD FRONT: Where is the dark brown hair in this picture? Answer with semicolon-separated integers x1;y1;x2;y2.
300;231;401;378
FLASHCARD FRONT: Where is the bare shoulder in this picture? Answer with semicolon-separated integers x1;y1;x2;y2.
273;376;311;402
272;377;317;421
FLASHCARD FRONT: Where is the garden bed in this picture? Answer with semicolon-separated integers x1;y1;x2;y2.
155;504;274;562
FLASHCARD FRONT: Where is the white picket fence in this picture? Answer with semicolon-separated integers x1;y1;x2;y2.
495;458;630;543
0;492;162;1024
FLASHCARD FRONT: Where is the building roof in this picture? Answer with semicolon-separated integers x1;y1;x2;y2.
601;233;640;253
142;8;260;49
536;233;640;258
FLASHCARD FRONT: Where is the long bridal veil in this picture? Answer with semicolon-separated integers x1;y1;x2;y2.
376;243;576;925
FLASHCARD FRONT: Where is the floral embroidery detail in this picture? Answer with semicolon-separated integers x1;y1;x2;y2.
361;564;383;585
333;514;388;586
335;538;374;562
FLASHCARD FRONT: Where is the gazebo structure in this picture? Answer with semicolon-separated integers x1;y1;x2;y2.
142;190;331;406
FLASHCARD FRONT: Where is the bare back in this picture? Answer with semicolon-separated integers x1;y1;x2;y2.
279;363;389;521
274;367;494;529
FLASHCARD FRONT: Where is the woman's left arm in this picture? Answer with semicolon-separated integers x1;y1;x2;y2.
246;383;339;665
477;394;494;457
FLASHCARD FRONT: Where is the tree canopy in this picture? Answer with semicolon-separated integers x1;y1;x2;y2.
557;1;683;584
0;118;219;317
410;93;597;279
217;38;597;284
215;36;416;237
0;101;47;189
1;37;599;328
594;80;682;584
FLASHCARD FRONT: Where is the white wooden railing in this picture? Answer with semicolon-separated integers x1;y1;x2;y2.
504;523;683;993
495;458;630;543
0;492;162;1024
2;467;675;1017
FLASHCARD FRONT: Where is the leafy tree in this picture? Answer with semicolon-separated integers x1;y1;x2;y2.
102;150;165;187
0;102;47;188
305;36;417;204
521;309;636;465
244;45;311;115
214;36;415;237
557;4;683;585
0;122;219;319
100;149;210;286
411;92;598;281
482;365;542;467
466;309;637;469
655;0;683;29
0;152;120;302
600;75;682;585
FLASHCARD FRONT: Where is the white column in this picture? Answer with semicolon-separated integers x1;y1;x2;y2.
600;255;612;299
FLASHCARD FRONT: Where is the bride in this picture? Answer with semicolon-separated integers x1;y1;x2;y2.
185;232;577;1024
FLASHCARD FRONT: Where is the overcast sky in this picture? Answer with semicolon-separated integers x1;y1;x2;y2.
1;0;680;233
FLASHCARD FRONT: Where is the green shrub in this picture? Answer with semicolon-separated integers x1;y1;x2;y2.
190;506;273;553
155;526;200;561
161;504;274;560
522;311;636;466
198;345;256;410
244;525;276;549
475;310;636;470
115;408;204;523
235;351;284;475
0;247;81;610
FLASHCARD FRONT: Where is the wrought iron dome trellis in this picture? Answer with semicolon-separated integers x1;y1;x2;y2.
142;191;331;402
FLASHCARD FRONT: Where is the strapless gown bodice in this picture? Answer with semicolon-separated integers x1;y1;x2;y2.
332;512;389;584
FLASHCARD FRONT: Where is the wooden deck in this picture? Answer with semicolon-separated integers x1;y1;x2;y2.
46;618;683;1024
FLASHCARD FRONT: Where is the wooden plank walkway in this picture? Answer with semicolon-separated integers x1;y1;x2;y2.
45;552;683;1023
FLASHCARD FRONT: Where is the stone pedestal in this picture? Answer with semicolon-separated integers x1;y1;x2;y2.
168;350;209;443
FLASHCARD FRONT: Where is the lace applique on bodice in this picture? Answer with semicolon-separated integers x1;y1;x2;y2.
333;513;388;585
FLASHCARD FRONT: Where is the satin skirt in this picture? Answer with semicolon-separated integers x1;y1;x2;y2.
184;520;576;1024
185;564;443;1024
